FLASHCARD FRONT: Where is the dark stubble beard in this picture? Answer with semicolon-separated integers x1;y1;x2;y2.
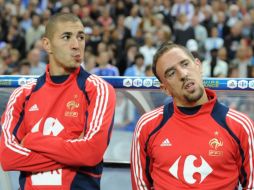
183;86;204;103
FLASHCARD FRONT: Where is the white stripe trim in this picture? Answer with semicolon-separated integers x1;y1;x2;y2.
68;75;109;143
132;107;163;190
228;109;254;188
86;75;109;140
2;83;35;156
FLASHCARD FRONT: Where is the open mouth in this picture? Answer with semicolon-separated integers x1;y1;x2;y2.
183;81;195;90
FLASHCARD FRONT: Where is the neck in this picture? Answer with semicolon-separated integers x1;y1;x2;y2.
49;64;76;76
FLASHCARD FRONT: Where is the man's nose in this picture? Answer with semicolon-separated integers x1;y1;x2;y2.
71;38;79;49
179;68;188;81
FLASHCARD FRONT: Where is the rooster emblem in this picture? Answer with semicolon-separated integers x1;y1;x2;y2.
209;138;223;150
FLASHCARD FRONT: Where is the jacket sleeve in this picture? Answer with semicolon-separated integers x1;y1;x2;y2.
0;84;64;172
227;109;254;189
23;76;116;167
131;114;154;190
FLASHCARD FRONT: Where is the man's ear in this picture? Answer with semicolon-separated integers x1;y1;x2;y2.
42;37;52;54
160;84;171;96
194;58;202;73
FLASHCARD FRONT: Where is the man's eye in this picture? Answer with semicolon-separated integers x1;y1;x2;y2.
63;36;70;40
166;71;175;78
78;35;85;41
182;61;189;67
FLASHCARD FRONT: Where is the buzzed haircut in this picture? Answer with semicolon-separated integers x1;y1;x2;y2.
152;41;195;82
44;13;83;39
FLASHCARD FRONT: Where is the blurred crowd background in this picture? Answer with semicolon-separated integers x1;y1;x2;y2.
1;0;254;131
0;0;254;78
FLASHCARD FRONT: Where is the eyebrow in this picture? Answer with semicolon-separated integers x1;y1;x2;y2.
61;31;85;36
163;59;188;77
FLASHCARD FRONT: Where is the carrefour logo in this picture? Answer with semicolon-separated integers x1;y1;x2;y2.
169;155;213;185
238;80;248;89
133;79;142;87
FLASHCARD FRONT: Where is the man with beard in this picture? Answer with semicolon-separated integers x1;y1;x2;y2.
131;41;254;190
0;13;116;190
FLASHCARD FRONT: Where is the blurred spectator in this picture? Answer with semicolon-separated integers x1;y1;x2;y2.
226;4;242;28
241;13;254;40
97;6;114;30
116;41;138;75
218;47;228;63
124;4;142;37
112;14;131;51
0;57;8;75
83;55;96;73
139;32;157;66
200;5;213;33
171;0;195;21
86;24;102;55
224;21;243;60
248;65;254;77
174;13;195;46
25;14;45;51
144;64;153;77
191;15;207;53
228;64;240;78
154;27;172;48
160;0;174;32
27;48;46;75
91;51;119;76
214;11;230;39
204;26;224;59
17;59;31;75
20;10;32;33
202;48;228;77
186;38;201;60
8;48;20;69
33;39;48;63
6;24;26;59
71;3;81;17
230;45;251;78
124;53;145;77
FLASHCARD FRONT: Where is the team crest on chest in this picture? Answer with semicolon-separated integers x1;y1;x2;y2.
65;94;80;117
208;131;223;156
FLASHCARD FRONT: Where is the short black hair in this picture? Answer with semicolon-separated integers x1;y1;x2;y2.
45;13;83;39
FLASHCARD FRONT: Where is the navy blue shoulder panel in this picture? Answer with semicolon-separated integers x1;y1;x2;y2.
70;161;103;190
76;67;91;104
32;73;46;93
13;95;30;142
211;101;247;187
144;102;174;186
211;101;229;130
144;102;174;152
